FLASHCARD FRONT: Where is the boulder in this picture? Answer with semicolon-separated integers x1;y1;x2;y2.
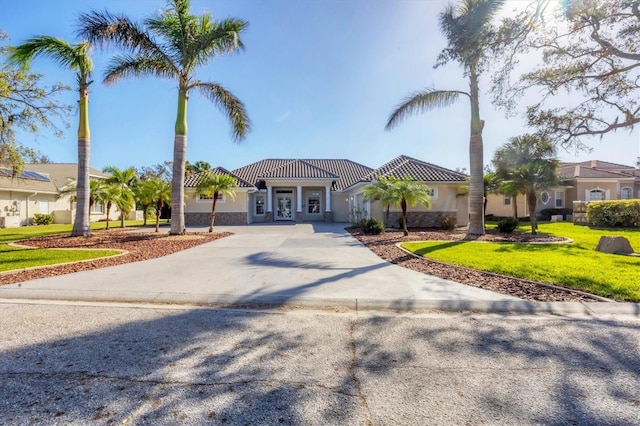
595;236;635;254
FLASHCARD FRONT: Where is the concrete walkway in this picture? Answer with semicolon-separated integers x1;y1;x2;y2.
1;223;638;315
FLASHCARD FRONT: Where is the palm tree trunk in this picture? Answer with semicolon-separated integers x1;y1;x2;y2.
401;199;408;236
170;89;188;235
468;69;485;236
155;200;163;233
142;206;148;226
385;204;390;228
106;201;112;230
527;191;538;234
71;89;91;237
209;193;218;233
512;195;518;219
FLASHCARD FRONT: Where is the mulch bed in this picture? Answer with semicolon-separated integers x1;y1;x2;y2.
1;229;231;285
348;227;608;302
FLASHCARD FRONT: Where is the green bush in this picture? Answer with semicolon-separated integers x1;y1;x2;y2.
441;216;456;231
496;217;519;233
540;208;573;221
361;217;385;235
587;200;640;227
31;213;54;225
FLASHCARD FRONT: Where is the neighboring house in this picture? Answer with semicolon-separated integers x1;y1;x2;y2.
485;160;640;219
0;163;111;227
184;155;469;227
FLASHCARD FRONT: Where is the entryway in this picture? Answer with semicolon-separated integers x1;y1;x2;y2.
275;192;293;221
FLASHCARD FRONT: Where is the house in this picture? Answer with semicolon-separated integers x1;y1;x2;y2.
0;163;111;227
184;155;469;227
485;160;640;219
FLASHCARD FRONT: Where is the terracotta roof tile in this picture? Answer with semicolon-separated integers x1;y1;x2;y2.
184;167;254;188
363;155;467;183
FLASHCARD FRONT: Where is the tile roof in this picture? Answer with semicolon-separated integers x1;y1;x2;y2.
363;155;467;183
184;167;254;188
558;162;639;179
232;159;374;191
24;163;109;189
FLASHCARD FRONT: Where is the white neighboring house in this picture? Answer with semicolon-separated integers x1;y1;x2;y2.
0;163;112;227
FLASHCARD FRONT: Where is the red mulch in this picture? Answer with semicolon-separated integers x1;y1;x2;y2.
348;227;607;302
1;229;231;285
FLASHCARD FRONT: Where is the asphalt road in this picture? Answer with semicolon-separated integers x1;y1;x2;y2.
1;302;639;425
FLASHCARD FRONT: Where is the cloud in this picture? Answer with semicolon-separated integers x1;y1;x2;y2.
275;110;290;123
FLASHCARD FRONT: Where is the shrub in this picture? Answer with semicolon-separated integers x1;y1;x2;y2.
441;216;456;231
540;208;573;221
361;217;385;235
31;213;54;225
587;200;640;227
496;217;519;233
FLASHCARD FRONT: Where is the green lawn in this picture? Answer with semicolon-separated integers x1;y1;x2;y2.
0;220;163;273
402;222;640;302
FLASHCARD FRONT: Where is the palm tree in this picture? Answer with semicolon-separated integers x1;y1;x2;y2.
492;133;559;234
104;166;137;228
9;37;94;237
78;0;250;235
385;0;504;236
135;177;172;231
363;175;399;227
193;172;237;232
150;178;172;233
102;185;121;230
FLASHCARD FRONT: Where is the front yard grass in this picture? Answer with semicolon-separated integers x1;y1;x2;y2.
402;222;640;302
0;220;157;273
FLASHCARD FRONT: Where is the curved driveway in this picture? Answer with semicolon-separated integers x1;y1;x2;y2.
2;223;535;310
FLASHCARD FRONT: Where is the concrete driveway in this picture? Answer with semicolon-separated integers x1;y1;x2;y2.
0;223;527;310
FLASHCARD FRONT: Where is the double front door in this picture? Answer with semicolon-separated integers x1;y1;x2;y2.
275;194;293;221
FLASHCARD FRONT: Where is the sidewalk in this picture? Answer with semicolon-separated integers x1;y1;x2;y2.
1;223;638;315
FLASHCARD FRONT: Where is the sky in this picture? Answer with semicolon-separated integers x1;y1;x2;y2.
2;0;639;173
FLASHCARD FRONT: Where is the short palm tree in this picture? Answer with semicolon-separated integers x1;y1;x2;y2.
104;166;137;228
78;0;250;235
492;133;559;234
385;0;504;236
383;176;432;236
363;175;399;227
150;178;172;233
9;37;94;237
102;185;122;230
193;172;237;232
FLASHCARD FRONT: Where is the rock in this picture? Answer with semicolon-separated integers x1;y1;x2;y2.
595;236;635;254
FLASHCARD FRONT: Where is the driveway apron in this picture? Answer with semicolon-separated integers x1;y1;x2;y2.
0;223;519;309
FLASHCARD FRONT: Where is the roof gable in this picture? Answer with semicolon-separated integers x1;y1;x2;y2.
364;155;467;183
559;161;639;179
260;160;339;179
184;167;254;188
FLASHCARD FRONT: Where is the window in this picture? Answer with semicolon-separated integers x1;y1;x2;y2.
621;187;632;199
426;188;438;198
555;191;564;208
91;201;105;214
307;191;321;214
540;191;550;205
589;189;605;201
503;195;511;205
255;195;265;215
197;193;224;203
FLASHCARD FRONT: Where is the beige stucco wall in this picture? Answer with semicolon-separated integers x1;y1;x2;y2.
0;191;68;226
330;192;349;222
184;189;249;214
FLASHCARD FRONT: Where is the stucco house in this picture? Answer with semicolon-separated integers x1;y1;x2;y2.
0;163;112;227
184;155;469;227
485;160;640;219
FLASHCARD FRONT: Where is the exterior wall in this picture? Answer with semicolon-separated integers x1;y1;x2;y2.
388;211;457;228
0;191;63;226
573;181;618;201
485;193;527;218
185;212;247;226
330;192;349;222
184;189;249;214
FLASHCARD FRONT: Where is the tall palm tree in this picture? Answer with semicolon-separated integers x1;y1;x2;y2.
78;0;250;235
385;0;504;236
363;175;399;227
492;133;559;234
9;37;94;237
104;166;137;228
194;172;237;232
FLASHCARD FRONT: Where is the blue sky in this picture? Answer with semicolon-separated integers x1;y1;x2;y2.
2;0;638;172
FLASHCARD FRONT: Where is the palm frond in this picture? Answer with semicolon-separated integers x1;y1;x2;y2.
103;54;178;85
385;89;468;130
194;82;250;141
8;36;91;75
188;18;248;67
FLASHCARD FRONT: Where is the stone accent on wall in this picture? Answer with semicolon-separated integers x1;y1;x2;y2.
295;211;304;222
324;211;334;223
387;211;456;229
185;212;246;227
265;212;274;223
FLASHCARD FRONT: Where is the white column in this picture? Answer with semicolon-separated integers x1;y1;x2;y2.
267;186;273;212
296;185;302;212
325;185;332;212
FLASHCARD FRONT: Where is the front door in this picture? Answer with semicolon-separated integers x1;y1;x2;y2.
275;196;293;221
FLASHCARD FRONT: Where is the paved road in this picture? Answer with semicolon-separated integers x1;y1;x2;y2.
1;301;639;425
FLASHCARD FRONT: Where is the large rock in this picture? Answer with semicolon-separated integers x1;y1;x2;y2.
595;236;635;254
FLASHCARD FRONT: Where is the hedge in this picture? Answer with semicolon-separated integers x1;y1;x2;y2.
587;200;640;227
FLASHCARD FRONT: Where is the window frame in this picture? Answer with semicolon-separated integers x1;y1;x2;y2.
589;189;605;202
621;187;632;200
255;195;265;216
503;195;511;206
196;193;225;203
540;191;550;205
306;190;322;215
554;191;564;208
91;201;105;214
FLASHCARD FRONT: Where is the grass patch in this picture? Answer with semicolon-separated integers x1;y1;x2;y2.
0;220;164;273
402;222;640;302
